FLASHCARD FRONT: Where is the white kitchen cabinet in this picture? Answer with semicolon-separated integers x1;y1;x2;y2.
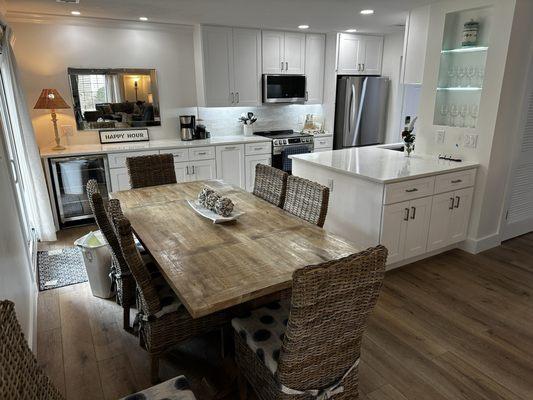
313;135;333;152
196;26;261;107
191;159;217;181
245;154;272;192
171;148;217;183
174;161;190;183
336;33;383;75
216;144;245;189
109;167;131;191
262;30;305;74
403;196;432;259
305;34;325;103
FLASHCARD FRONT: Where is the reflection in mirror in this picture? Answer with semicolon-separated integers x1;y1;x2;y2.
68;68;161;131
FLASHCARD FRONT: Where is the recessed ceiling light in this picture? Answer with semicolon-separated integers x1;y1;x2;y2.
360;9;374;15
346;28;358;33
139;16;148;21
298;25;310;29
70;11;81;16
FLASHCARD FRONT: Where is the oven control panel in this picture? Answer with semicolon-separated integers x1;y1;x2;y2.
272;137;313;146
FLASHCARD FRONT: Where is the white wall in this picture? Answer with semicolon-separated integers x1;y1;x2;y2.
9;16;197;148
0;130;37;346
381;31;405;143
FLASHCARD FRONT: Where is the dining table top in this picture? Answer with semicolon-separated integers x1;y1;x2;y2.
110;180;359;318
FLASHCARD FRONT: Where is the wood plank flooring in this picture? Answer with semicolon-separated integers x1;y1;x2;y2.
37;228;533;400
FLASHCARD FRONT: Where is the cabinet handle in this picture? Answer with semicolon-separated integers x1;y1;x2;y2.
191;165;195;175
405;188;418;193
305;91;309;101
197;152;207;155
362;63;365;71
451;179;462;184
404;208;410;221
455;196;460;208
357;63;361;71
411;206;416;220
225;146;237;150
281;61;284;71
449;197;454;210
230;92;235;103
254;147;263;151
285;61;289;70
186;166;190;175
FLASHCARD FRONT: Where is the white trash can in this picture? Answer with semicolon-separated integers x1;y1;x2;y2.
75;231;115;299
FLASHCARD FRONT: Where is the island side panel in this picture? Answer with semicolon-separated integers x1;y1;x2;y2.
292;159;384;248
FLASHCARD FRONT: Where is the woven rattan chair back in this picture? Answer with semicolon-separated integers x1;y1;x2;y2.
126;153;177;189
253;164;288;207
276;245;387;393
113;214;162;316
0;300;64;400
283;175;330;227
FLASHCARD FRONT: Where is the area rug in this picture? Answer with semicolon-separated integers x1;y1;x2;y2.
38;247;88;291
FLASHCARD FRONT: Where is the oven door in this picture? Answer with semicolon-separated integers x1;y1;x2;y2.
263;75;306;103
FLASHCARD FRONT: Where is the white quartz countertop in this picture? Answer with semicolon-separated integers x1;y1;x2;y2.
40;135;271;158
290;146;479;183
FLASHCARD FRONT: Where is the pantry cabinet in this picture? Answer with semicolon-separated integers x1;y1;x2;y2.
195;26;261;107
336;33;383;75
262;30;305;74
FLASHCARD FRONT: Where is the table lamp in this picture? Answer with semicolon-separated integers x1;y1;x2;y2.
34;89;70;150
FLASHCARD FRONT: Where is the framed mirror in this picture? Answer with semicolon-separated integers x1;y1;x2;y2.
68;68;161;131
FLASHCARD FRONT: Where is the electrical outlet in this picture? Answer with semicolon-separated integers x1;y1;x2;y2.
463;134;479;148
435;130;446;144
61;125;74;137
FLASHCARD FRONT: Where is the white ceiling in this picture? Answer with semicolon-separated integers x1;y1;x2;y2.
6;0;439;34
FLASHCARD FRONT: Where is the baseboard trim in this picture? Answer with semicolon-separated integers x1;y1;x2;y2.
459;233;501;254
386;244;457;271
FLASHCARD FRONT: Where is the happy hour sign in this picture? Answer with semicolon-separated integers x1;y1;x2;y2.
99;129;150;144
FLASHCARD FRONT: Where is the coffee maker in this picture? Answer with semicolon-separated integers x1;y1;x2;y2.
179;115;195;141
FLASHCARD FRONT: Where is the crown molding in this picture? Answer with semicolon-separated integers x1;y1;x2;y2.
5;11;194;32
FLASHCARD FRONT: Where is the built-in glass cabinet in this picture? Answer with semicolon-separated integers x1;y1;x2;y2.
433;6;493;128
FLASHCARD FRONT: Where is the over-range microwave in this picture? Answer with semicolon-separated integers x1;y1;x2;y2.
262;74;307;103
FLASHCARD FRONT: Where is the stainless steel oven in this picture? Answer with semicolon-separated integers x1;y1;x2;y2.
50;155;111;227
262;74;307;103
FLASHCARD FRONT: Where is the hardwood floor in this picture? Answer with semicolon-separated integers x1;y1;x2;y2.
37;229;533;400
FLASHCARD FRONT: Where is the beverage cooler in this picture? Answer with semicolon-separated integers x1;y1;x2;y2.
50;155;110;227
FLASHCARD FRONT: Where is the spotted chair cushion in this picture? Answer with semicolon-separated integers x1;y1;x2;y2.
231;301;289;375
150;275;182;318
120;376;196;400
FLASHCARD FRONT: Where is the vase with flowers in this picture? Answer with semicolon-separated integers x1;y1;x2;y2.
401;116;417;157
238;112;257;136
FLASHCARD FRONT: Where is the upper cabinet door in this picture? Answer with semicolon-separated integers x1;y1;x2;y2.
361;35;383;75
202;26;234;106
337;33;362;74
284;32;306;74
305;34;325;103
262;31;284;74
232;28;261;106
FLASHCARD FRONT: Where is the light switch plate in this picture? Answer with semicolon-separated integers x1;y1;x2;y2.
435;130;446;144
463;134;479;148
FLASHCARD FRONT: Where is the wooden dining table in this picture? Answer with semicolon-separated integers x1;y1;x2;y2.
110;180;359;319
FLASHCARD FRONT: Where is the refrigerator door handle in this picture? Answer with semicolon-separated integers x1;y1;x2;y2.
348;82;356;142
352;77;367;147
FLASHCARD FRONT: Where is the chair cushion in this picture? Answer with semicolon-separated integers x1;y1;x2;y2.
120;375;196;400
150;276;182;319
231;301;289;375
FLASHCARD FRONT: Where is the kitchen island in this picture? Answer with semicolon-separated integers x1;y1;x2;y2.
291;146;479;268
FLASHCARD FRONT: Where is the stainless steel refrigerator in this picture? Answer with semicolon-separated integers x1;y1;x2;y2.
334;76;389;149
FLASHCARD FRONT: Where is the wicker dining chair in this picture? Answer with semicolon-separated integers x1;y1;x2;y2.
253;164;289;208
232;245;387;400
283;175;330;227
111;214;230;384
126;153;177;189
86;179;137;332
0;300;198;400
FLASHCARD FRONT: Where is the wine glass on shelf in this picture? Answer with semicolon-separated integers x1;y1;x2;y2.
447;67;456;87
459;104;468;127
450;104;459;127
469;104;479;128
440;104;449;126
477;66;485;87
457;66;466;87
467;66;476;87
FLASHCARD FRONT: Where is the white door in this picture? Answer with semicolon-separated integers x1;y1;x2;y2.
448;187;474;244
262;31;284;74
403;196;432;259
337;33;362;74
284;32;306;74
110;168;131;191
360;36;383;75
305;34;325;104
380;201;409;264
216;144;245;189
245;154;272;192
191;159;217;181
427;192;454;251
233;28;261;106
202;26;234;106
174;161;190;183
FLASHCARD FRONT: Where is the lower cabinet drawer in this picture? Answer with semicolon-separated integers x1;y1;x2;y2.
165;148;189;162
245;142;271;155
434;168;477;194
189;146;215;161
108;150;159;169
314;136;333;149
384;176;435;205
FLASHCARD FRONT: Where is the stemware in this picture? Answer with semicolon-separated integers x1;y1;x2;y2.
477;66;485;87
447;67;456;87
440;104;449;126
469;104;479;128
457;67;466;87
459;104;468;127
466;66;476;87
450;104;459;127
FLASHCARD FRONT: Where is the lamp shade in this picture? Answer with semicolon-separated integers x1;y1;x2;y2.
34;89;70;110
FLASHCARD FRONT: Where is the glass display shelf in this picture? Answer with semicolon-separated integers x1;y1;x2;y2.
436;87;482;91
441;46;488;54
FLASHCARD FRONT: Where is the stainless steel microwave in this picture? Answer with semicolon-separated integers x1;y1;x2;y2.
262;74;307;103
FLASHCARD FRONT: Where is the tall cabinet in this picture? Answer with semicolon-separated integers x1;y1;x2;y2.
262;30;306;74
305;34;326;104
336;33;383;75
195;26;261;107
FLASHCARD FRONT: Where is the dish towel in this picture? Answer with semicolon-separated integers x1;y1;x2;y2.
281;146;311;172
